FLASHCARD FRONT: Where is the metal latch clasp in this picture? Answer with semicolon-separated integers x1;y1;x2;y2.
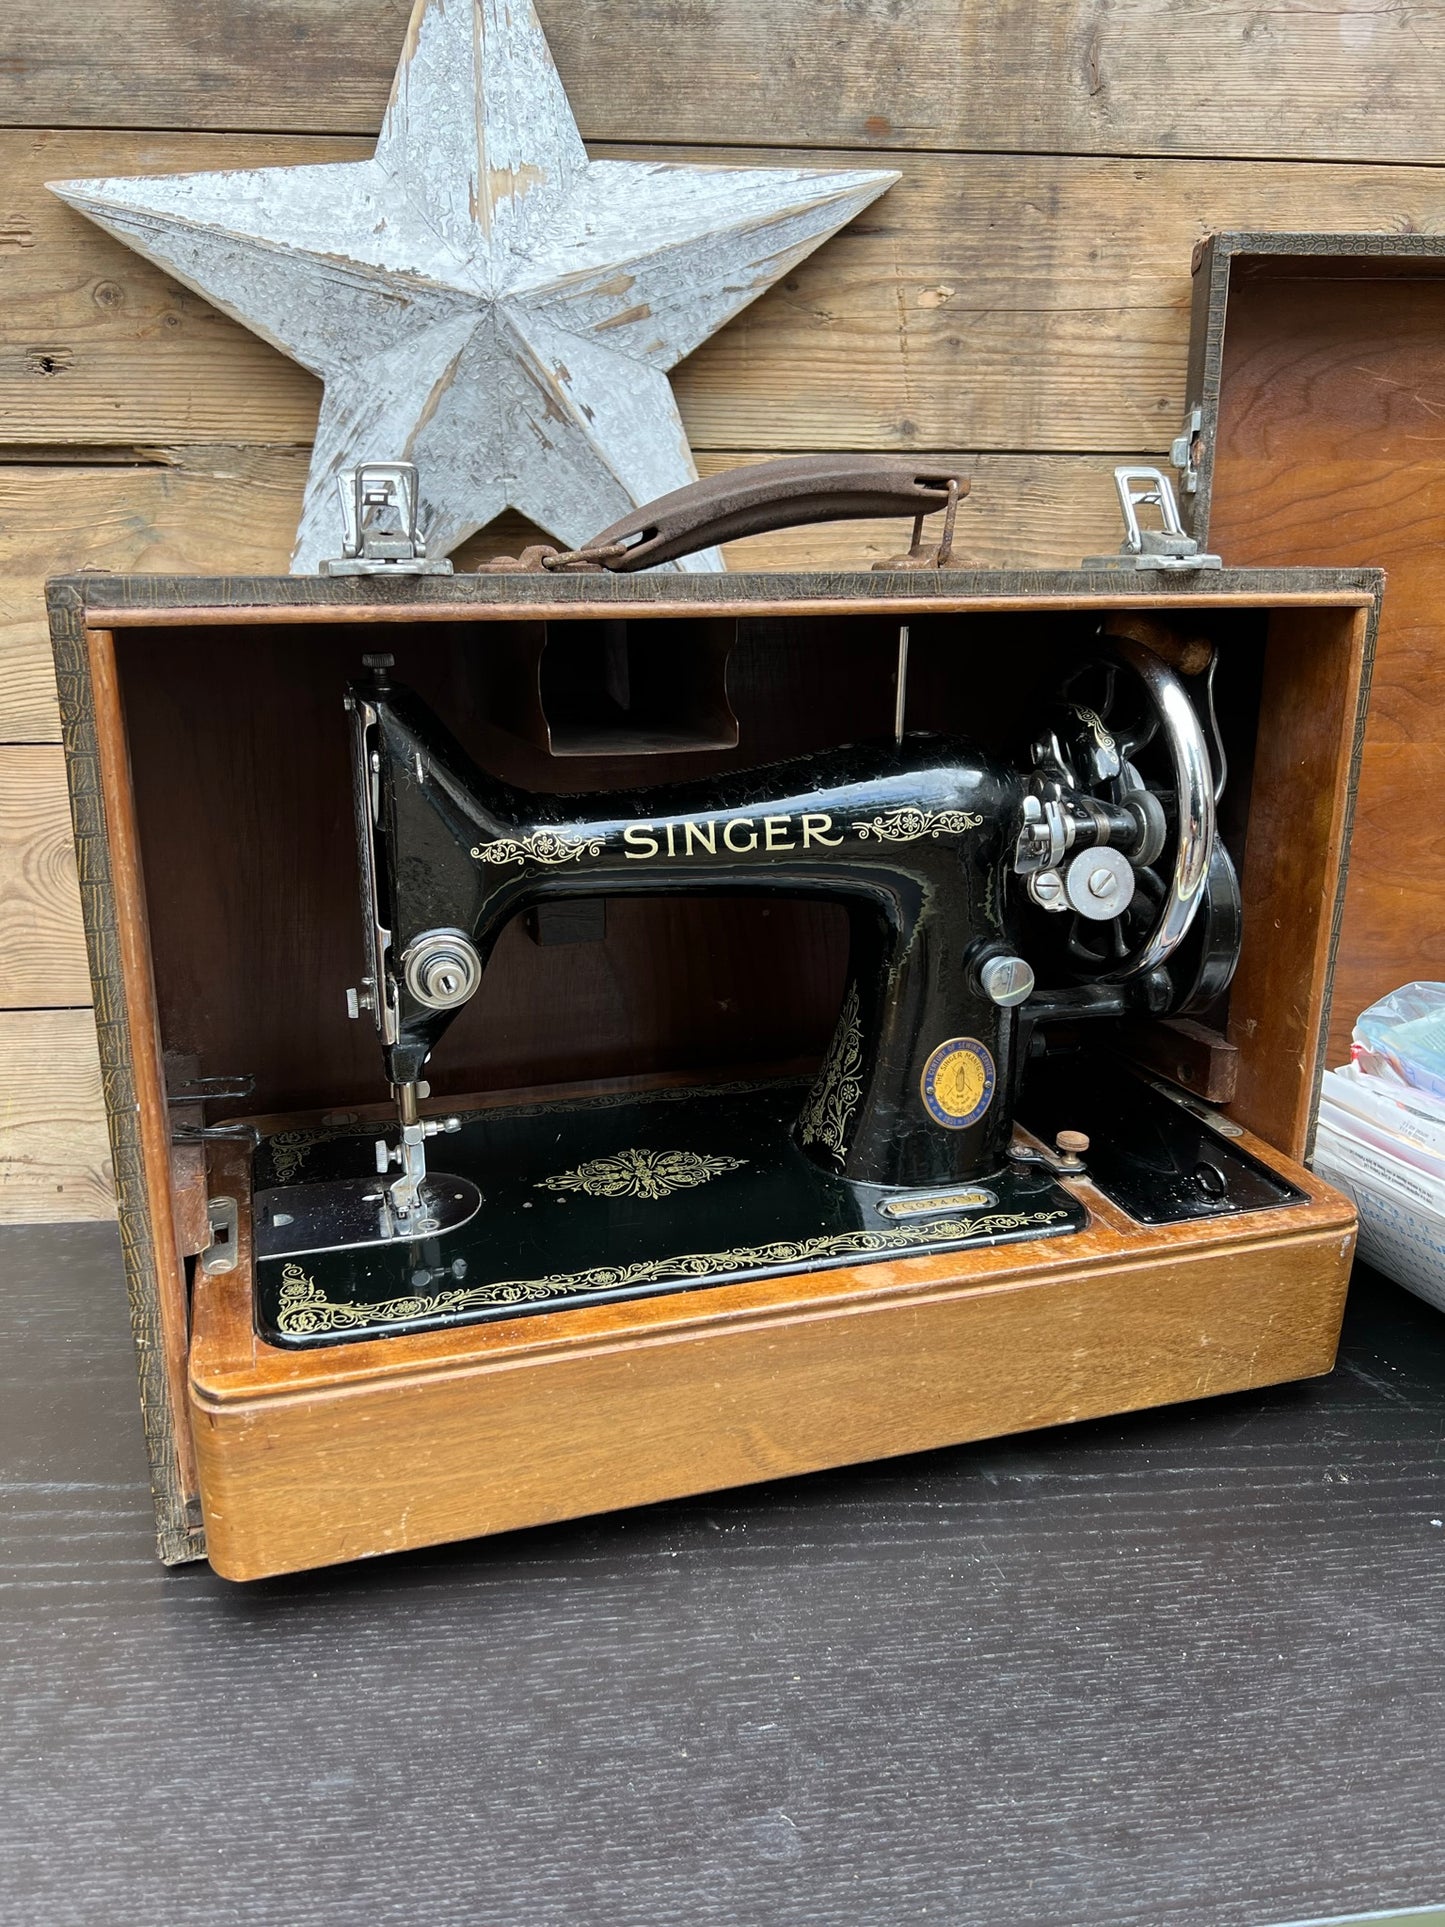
199;1195;239;1276
1082;466;1221;573
321;462;454;577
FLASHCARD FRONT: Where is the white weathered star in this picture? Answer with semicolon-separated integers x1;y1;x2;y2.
49;0;896;571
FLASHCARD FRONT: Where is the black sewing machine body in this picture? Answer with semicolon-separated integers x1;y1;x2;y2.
363;681;1027;1187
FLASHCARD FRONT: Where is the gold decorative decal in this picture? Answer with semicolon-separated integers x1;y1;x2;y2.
850;807;983;843
261;1126;366;1184
797;980;865;1162
535;1148;746;1202
273;1212;1073;1337
264;1131;321;1185
470;829;604;866
1071;704;1115;753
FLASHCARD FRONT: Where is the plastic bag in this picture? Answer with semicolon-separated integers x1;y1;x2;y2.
1352;981;1445;1099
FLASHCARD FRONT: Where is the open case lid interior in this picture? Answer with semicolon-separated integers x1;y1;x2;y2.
1185;234;1445;1064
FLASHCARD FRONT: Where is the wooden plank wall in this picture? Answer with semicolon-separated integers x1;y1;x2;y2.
2;0;1442;1220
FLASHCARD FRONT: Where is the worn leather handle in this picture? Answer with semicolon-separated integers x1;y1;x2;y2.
581;454;968;571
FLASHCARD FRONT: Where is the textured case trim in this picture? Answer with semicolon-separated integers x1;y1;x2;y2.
47;585;205;1566
59;565;1381;619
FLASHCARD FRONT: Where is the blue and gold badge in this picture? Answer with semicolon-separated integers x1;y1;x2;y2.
920;1037;996;1130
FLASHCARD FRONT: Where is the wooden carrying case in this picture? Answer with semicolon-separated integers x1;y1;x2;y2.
1180;233;1445;1065
47;567;1378;1580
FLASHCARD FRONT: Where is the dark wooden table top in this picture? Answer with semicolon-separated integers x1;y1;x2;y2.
4;1222;1444;1927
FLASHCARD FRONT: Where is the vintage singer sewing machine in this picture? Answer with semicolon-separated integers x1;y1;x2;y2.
48;458;1377;1579
257;624;1258;1346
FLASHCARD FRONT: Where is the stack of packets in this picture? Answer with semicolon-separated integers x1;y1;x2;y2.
1313;982;1445;1311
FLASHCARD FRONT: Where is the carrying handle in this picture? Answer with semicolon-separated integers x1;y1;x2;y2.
583;455;968;571
483;455;968;573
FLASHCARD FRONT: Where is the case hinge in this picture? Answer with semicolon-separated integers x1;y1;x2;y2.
1170;405;1205;495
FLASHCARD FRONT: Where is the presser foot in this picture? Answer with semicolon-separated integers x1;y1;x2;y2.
377;1108;463;1224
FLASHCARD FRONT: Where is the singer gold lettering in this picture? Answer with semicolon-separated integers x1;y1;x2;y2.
620;811;842;858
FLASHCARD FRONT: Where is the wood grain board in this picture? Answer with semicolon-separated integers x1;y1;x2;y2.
10;134;1445;452
4;0;1444;164
0;1009;112;1220
0;745;87;1004
3;1;1441;1220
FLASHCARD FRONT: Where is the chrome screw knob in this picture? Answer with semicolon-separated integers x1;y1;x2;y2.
1028;868;1068;913
979;954;1036;1007
1064;846;1136;922
402;929;483;1010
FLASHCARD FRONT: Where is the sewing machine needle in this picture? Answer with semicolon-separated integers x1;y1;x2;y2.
894;624;910;746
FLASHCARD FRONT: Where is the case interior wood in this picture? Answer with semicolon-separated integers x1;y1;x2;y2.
1183;233;1445;1065
47;570;1378;1579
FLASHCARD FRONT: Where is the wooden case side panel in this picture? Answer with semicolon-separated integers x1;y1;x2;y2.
47;588;204;1565
1198;250;1445;1064
191;1225;1354;1583
1182;232;1445;552
1228;604;1372;1158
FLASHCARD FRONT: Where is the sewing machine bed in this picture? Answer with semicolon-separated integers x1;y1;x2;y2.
252;1077;1082;1345
249;1059;1313;1348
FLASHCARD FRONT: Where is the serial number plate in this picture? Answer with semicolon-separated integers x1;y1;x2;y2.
875;1185;998;1221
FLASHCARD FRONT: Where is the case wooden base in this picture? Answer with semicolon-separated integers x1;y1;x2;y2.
191;1116;1354;1581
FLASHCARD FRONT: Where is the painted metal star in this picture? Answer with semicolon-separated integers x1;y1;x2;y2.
49;0;897;572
